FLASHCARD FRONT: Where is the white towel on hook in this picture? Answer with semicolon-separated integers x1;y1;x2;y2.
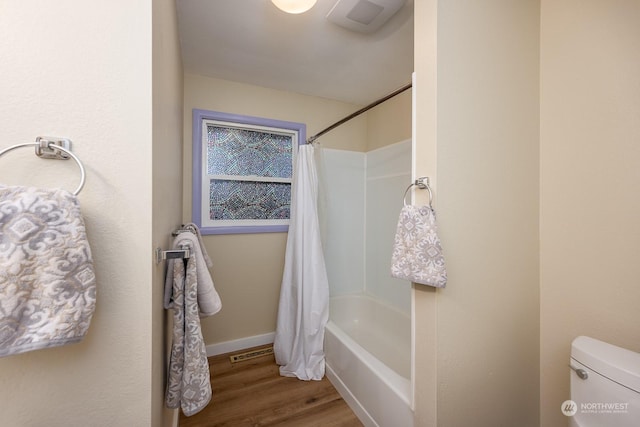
163;228;221;317
390;205;447;288
182;223;212;268
0;185;96;357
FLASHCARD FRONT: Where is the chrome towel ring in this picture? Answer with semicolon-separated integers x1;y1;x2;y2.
0;138;86;196
403;176;433;209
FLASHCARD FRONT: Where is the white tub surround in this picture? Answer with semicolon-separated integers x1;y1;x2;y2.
325;294;413;427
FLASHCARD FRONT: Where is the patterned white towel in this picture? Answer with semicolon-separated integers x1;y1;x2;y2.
0;185;96;357
391;205;447;288
165;247;212;416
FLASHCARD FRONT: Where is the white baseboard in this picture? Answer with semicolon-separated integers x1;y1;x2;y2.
206;332;275;357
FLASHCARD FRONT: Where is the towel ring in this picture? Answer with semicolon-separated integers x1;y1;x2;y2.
403;176;433;209
0;140;86;196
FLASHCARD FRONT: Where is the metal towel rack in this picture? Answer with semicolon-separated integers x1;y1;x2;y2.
0;137;86;196
155;225;198;264
403;176;433;209
155;245;191;264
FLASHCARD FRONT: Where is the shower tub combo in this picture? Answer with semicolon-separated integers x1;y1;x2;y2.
320;141;414;426
324;294;413;427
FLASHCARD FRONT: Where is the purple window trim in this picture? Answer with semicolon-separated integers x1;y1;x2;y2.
192;108;305;235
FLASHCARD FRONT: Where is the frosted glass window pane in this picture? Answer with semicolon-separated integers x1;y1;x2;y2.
207;125;293;178
194;109;305;234
209;180;291;220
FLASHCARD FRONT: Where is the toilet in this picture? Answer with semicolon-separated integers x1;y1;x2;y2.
569;336;640;426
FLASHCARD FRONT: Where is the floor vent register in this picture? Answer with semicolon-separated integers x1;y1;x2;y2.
229;346;274;364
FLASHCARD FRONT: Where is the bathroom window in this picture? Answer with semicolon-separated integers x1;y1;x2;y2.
192;109;305;234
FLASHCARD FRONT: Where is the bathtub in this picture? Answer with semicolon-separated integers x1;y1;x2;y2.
324;294;414;427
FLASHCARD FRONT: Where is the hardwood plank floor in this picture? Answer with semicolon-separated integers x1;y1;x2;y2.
179;346;363;427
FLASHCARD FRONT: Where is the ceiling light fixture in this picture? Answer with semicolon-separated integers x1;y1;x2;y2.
271;0;317;14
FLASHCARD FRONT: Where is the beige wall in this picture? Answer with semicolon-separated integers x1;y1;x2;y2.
539;1;640;425
152;0;184;425
413;0;439;425
0;1;182;426
414;1;540;426
366;90;412;151
183;74;368;346
185;73;367;152
414;2;640;426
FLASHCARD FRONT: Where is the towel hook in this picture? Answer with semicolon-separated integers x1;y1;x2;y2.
403;176;433;209
0;137;86;196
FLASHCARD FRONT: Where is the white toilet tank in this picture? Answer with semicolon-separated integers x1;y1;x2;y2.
569;336;640;427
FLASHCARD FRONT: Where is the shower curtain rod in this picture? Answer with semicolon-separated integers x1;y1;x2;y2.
306;82;412;144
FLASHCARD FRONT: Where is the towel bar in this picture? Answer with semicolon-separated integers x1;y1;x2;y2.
155;245;191;264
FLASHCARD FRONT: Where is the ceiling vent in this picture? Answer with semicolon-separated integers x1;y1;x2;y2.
326;0;406;34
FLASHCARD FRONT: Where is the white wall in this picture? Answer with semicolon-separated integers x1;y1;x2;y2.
320;140;412;313
365;141;412;310
0;1;183;425
540;1;640;425
321;149;366;297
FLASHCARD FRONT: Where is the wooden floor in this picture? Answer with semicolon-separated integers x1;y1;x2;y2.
179;345;363;427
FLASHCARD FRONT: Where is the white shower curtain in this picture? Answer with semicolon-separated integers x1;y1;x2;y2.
273;144;329;381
